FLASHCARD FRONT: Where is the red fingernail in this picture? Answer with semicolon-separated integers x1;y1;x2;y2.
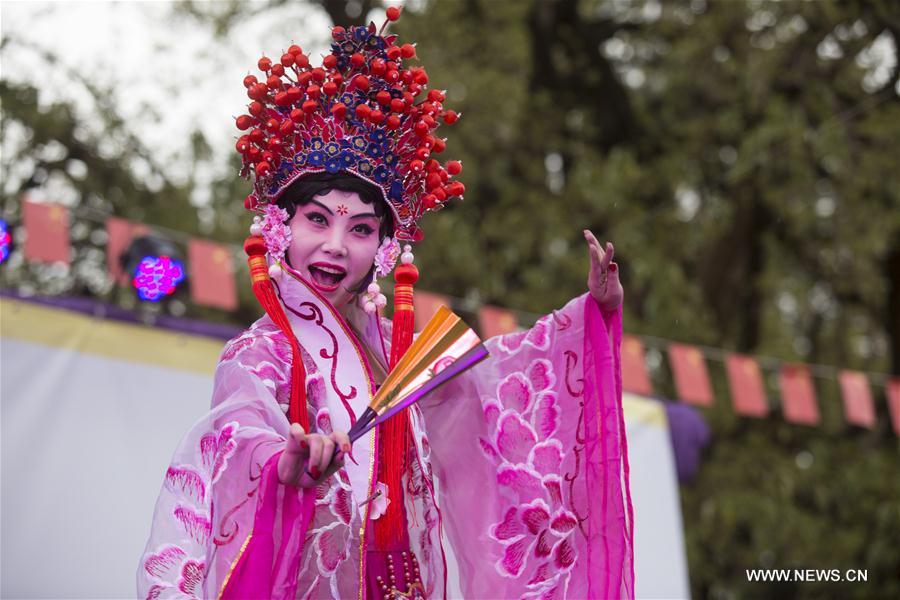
300;441;308;450
310;467;320;479
609;263;617;272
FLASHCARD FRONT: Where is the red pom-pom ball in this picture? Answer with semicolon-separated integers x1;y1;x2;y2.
447;181;465;197
353;75;370;92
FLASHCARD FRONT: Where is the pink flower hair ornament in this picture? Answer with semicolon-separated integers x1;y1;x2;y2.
249;204;292;278
373;236;400;278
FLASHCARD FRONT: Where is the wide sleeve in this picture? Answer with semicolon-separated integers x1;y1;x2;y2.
419;294;634;599
136;326;316;600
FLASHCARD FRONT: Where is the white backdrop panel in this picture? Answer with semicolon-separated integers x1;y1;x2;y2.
2;305;691;599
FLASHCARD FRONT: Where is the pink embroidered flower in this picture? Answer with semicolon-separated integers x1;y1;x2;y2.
373;236;400;278
177;558;205;597
313;521;351;576
142;544;186;579
173;505;211;545
368;481;390;520
164;466;207;503
496;318;551;355
491;499;580;582
329;485;354;526
257;204;292;262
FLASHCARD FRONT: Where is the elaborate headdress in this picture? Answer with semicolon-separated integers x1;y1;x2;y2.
239;7;462;549
236;9;464;245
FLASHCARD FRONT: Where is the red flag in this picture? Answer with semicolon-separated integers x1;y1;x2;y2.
838;370;875;428
668;343;713;406
725;354;768;417
188;239;238;311
478;304;519;339
22;199;70;264
414;290;450;331
106;216;149;284
622;334;653;396
779;363;820;425
886;378;900;436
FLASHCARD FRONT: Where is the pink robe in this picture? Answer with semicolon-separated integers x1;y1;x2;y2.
137;268;633;599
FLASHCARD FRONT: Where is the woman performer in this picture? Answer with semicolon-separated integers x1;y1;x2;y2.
138;10;632;600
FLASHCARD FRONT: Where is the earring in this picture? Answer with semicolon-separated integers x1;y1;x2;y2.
363;237;401;314
363;274;387;314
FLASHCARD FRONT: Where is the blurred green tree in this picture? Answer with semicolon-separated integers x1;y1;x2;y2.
1;1;898;597
392;1;900;598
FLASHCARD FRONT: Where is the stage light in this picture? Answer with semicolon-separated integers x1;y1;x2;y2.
120;235;186;302
133;255;186;301
0;219;11;265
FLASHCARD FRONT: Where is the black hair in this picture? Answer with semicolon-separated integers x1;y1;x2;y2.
276;172;395;294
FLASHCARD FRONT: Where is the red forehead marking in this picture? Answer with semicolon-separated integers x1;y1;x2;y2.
336;204;349;215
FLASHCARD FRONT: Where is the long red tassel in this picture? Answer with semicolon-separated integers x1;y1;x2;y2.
244;236;309;432
374;262;418;548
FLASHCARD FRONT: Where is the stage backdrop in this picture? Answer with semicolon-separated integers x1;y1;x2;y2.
1;296;690;599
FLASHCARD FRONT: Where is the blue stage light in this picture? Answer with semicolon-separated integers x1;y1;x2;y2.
132;255;186;301
0;219;11;265
120;235;186;302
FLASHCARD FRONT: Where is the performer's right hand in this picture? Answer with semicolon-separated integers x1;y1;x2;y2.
278;424;350;488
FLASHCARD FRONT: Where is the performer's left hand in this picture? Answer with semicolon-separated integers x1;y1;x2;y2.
585;230;623;312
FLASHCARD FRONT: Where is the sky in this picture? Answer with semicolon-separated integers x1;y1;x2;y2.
0;0;350;207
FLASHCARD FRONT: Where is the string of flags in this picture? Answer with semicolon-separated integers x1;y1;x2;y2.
6;198;899;436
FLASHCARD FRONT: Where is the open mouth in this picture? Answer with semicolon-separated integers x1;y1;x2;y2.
308;263;347;292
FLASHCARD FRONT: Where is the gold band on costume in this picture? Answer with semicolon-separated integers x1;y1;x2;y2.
393;282;414;312
249;255;270;284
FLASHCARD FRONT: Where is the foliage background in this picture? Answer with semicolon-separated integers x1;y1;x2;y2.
2;1;898;598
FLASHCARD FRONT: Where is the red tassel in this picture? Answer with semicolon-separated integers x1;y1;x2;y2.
374;263;418;549
244;236;309;432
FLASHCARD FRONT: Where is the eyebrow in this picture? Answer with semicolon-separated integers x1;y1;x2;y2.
306;200;378;220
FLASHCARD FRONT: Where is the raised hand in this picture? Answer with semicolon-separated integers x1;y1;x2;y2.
278;423;350;488
584;230;624;312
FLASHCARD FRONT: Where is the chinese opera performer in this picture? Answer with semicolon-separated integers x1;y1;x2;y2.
138;8;633;599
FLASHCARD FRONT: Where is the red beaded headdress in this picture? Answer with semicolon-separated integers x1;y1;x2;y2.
235;8;464;243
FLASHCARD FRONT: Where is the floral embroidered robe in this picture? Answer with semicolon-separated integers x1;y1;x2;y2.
137;269;634;599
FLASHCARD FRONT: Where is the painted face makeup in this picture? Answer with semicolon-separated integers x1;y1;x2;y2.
286;189;382;313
